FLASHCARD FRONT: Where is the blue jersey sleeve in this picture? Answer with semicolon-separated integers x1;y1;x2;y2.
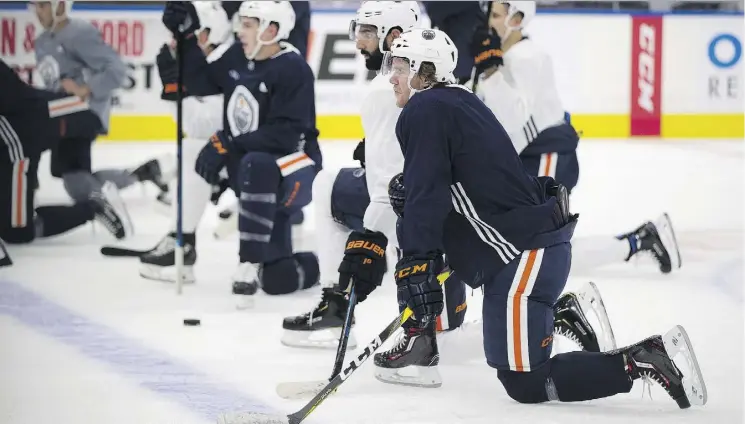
398;98;453;256
180;36;234;96
232;56;317;154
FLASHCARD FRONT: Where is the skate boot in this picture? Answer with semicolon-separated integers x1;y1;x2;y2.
90;182;132;239
618;213;681;273
281;287;356;349
374;320;441;388
620;335;689;407
131;158;169;193
139;233;196;283
553;292;600;352
233;262;260;310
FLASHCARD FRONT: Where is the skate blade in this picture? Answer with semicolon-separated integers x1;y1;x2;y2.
663;325;707;406
139;264;195;284
217;412;288;424
275;380;327;399
576;281;617;351
102;182;134;238
374;365;442;388
657;213;682;270
280;328;357;350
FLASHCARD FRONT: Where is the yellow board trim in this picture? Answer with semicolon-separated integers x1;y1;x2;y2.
97;113;744;142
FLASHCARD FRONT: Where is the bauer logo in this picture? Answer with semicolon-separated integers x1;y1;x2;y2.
630;16;663;136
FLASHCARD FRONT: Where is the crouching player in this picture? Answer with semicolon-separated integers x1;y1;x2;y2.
162;1;320;295
1;59;130;261
340;28;707;410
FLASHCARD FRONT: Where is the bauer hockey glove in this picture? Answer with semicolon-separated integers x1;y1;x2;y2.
195;131;230;185
162;1;200;36
395;254;445;322
155;44;185;102
337;230;388;303
388;172;405;218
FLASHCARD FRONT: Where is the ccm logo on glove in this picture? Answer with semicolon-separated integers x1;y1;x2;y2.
396;263;429;279
345;240;385;257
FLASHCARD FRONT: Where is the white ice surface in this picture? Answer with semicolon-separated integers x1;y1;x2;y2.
1;138;743;424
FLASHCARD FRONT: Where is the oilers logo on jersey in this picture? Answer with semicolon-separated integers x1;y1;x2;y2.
37;55;61;90
226;85;260;136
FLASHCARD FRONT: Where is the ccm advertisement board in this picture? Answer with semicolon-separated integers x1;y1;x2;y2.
0;5;742;140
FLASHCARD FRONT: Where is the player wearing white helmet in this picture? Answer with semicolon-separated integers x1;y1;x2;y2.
280;1;472;351
475;1;680;275
139;1;236;283
354;27;706;411
161;1;321;297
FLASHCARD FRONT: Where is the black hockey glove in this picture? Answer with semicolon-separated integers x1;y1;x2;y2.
156;43;186;102
471;29;503;76
388;172;405;218
337;230;388;303
395;253;445;322
353;138;365;168
195;131;230;185
162;1;200;36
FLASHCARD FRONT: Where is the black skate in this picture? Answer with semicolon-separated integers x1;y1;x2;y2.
615;325;707;408
374;321;441;388
554;292;601;352
131;158;169;193
90;182;132;239
139;233;196;284
618;213;681;274
233;262;260;310
281;287;357;349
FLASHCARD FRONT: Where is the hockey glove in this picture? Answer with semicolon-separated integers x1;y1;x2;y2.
337;230;388;303
395;254;445;322
353;138;365;168
471;29;503;76
162;1;200;36
388;172;405;218
156;43;186;102
195;131;230;185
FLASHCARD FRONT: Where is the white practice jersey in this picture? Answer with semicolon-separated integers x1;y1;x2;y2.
174;40;233;139
360;74;404;248
476;38;565;154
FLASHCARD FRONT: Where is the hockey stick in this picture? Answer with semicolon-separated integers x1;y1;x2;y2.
174;31;186;295
276;283;358;399
100;245;152;258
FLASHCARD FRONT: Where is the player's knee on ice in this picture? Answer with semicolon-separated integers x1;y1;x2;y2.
261;252;319;295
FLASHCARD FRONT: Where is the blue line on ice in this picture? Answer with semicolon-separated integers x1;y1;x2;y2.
0;280;275;422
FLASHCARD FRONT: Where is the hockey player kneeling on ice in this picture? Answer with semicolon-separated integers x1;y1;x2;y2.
281;2;467;350
360;28;706;409
0;59;130;257
162;1;321;295
30;1;164;220
140;1;235;284
474;1;680;275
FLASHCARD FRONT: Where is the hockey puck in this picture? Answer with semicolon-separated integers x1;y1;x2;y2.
183;319;201;326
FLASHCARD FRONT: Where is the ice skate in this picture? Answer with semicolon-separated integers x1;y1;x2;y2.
139;233;196;284
233;262;260;310
554;281;617;352
618;213;681;273
281;287;357;349
374;321;442;388
90;182;132;239
131;158;170;194
614;325;707;408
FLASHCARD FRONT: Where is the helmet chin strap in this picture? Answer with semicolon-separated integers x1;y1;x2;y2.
245;20;281;60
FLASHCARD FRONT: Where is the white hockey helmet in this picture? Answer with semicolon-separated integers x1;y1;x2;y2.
238;1;296;59
192;1;232;47
500;1;537;38
30;0;73;23
381;28;459;88
349;1;421;52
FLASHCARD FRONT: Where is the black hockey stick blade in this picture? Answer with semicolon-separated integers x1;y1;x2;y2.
275;284;358;400
100;245;152;257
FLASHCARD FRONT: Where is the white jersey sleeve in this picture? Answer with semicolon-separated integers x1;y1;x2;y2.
476;39;565;153
360;74;404;248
